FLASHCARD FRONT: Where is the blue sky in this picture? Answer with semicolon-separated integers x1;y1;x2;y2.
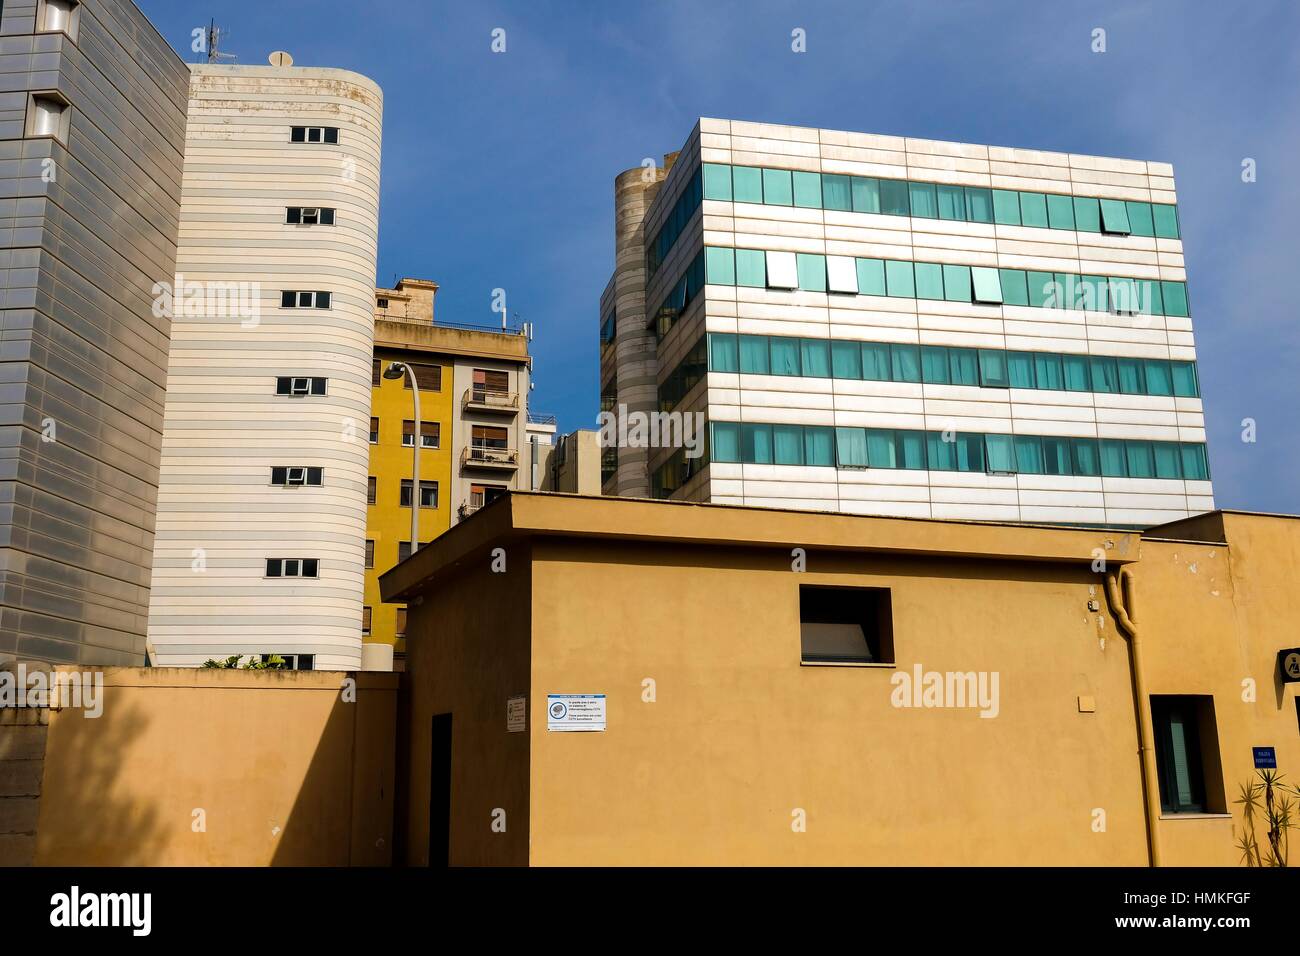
142;0;1300;513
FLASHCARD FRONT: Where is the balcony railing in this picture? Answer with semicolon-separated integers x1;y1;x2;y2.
463;387;520;414
461;444;518;470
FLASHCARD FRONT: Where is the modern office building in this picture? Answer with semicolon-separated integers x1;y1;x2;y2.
601;120;1213;527
363;278;535;665
147;63;384;670
0;0;189;664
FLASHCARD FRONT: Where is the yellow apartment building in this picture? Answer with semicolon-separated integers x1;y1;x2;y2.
364;279;535;668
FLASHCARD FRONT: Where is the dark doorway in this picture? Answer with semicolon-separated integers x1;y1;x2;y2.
429;713;452;866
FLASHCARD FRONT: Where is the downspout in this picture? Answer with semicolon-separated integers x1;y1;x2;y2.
1105;566;1162;867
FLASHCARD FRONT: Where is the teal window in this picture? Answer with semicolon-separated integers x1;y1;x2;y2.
937;185;966;221
891;344;921;382
712;422;741;462
985;434;1016;473
1034;353;1064;391
992;189;1021;225
852;177;881;214
1100;440;1128;477
739;335;770;374
743;423;773;463
965;187;994;223
773;425;804;465
1144;360;1173;396
1136;279;1164;316
1019;192;1049;228
800;338;831;378
1153;442;1183;479
909;182;938;219
1080;275;1109;313
1127;201;1155;237
705;246;736;285
879;179;910;216
1180;443;1209;480
1152;204;1180;239
793;171;823;208
796;253;827;292
978;350;1008;387
702;163;732;201
836;427;869;468
1072;438;1101;477
735;248;766;287
1056;272;1081;311
1126;441;1156;479
926;432;957;471
955;434;985;472
1110;277;1139;315
971;267;1003;304
942;264;972;302
1151;697;1211;814
1014;435;1044;474
922;346;951;384
862;343;891;380
897;432;926;469
822;174;852;211
885;260;915;298
1090;357;1119;393
1099;199;1132;235
866;429;896;468
1161;281;1190;317
1027;271;1057;309
762;168;793;206
1073;197;1101;233
856;258;886;296
999;269;1029;306
709;333;739;372
1007;352;1035;388
950;349;979;386
1171;361;1199;398
732;166;763;203
914;262;945;300
770;337;800;376
1046;194;1076;230
1042;437;1072;475
1063;354;1090;392
1116;358;1146;395
805;427;835;467
831;341;861;379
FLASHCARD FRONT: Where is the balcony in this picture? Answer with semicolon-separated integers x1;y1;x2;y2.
461;444;518;471
462;387;519;415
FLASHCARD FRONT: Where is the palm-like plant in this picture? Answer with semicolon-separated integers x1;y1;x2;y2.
1234;770;1295;867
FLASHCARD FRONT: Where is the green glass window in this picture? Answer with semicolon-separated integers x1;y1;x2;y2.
1152;204;1180;239
1014;435;1044;474
709;333;739;372
1171;361;1199;398
1019;192;1049;228
950;349;979;386
1099;199;1132;235
937;185;966;221
1136;278;1164;316
926;432;958;471
836;427;869;468
702;163;732;201
1007;352;1035;388
866;429;897;468
705;246;735;285
822;174;852;211
1072;438;1101;477
1063;354;1090;392
885;260;915;298
879;179;910;216
1080;275;1109;313
1100;440;1128;477
955;434;985;472
978;349;1008;387
942;264;972;302
1073;196;1101;232
1042;437;1072;476
1127;201;1155;237
999;269;1029;306
1161;281;1189;317
773;425;804;465
800;338;830;377
856;258;886;296
1090;357;1119;393
1110;277;1139;315
735;248;766;287
992;189;1021;225
897;431;926;469
805;427;835;467
1180;443;1209;481
1153;442;1183;479
739;335;770;374
852;177;881;214
793;171;823;208
1056;272;1081;311
1034;353;1064;390
914;262;944;300
921;346;950;384
743;423;773;463
966;187;994;223
770;337;800;376
971;267;1003;304
1116;358;1146;395
711;422;741;462
1046;194;1076;230
1126;441;1156;479
985;434;1016;473
732;166;763;203
796;253;826;292
1027;271;1057;309
862;343;892;381
762;168;793;206
830;340;861;379
1145;360;1173;396
909;182;938;219
890;344;921;383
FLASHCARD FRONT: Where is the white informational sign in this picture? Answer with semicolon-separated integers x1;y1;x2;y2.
506;696;526;733
547;694;606;732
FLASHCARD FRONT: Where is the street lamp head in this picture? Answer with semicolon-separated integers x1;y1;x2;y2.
383;362;407;380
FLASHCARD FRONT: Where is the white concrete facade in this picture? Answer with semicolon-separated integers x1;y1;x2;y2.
605;119;1213;527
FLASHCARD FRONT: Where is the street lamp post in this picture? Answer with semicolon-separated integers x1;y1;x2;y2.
384;362;421;555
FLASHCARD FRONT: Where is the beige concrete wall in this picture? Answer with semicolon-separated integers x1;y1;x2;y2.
32;667;396;866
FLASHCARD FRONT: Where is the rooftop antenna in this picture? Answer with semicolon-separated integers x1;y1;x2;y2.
205;20;237;64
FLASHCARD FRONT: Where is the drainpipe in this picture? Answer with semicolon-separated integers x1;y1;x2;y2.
1105;566;1162;868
